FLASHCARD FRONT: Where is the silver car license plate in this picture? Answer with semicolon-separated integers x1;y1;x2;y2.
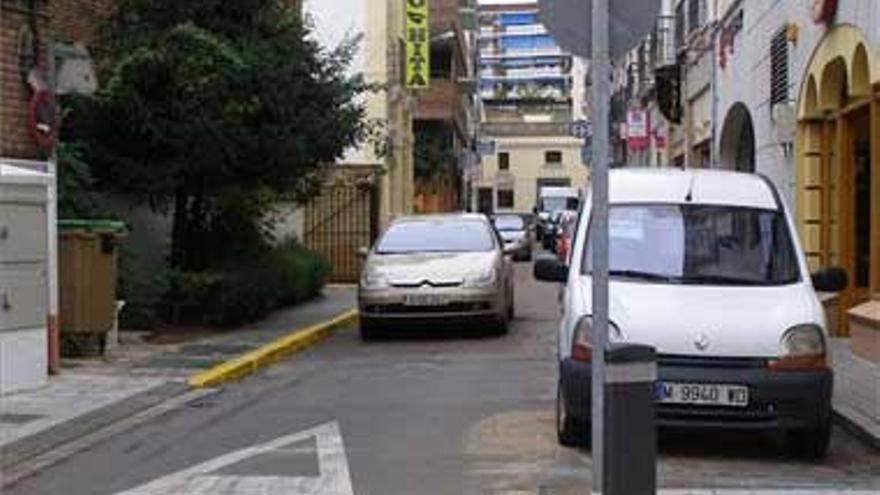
403;294;449;306
655;382;749;407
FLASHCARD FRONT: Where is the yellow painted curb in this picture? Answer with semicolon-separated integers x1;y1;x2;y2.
188;309;359;388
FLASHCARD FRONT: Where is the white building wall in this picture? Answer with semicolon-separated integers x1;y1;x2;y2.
715;0;880;211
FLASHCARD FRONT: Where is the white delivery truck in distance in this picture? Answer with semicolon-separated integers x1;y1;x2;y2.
535;186;580;242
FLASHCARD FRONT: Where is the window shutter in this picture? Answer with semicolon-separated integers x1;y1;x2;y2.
770;29;789;106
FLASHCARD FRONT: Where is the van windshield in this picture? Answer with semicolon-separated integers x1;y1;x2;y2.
582;204;800;286
542;196;579;212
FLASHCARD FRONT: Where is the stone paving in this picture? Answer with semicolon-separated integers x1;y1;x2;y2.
831;338;880;448
0;286;356;475
0;374;166;449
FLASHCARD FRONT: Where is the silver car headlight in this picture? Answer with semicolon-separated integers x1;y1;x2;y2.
464;267;497;288
778;324;825;358
361;271;389;290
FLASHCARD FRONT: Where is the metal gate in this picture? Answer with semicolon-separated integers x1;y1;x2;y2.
303;169;379;283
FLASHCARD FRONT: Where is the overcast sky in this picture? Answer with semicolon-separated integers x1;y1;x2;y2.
303;0;365;66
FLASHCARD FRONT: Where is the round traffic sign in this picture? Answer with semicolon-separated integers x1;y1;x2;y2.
539;0;662;58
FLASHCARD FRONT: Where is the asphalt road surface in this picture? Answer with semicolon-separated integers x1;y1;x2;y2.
6;263;879;495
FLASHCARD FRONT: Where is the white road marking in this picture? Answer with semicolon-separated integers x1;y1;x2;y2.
658;491;879;495
115;421;354;495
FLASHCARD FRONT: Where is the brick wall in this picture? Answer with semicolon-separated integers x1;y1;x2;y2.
1;0;49;159
49;0;110;44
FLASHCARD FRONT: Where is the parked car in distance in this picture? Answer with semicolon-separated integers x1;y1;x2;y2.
358;214;515;340
492;214;532;261
542;210;565;251
534;169;848;459
535;186;580;242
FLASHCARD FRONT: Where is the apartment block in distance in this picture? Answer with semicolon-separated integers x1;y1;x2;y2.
472;0;587;215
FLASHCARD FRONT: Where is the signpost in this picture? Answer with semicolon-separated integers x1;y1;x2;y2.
540;1;660;493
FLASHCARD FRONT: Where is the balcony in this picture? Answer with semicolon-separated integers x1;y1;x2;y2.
481;47;566;59
414;79;469;136
481;122;572;137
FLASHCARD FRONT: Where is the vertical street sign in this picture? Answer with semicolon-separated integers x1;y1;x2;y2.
405;0;430;89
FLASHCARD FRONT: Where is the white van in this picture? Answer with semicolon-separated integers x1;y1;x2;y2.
534;169;848;459
535;186;580;241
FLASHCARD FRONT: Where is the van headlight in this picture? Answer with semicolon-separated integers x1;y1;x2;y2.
779;324;826;357
770;324;828;370
361;271;389;290
571;315;624;362
465;267;497;288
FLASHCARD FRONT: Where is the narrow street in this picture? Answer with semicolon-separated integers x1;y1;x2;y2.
5;263;879;495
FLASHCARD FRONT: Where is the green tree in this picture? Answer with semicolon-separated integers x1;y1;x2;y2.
70;0;366;270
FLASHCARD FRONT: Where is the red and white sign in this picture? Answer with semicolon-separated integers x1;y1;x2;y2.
812;0;838;24
30;90;57;149
653;127;666;149
626;109;649;151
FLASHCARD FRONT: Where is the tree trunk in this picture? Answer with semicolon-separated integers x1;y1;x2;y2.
170;190;188;269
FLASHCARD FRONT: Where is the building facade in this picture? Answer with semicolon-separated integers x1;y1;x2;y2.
412;0;478;213
306;0;417;228
473;0;587;214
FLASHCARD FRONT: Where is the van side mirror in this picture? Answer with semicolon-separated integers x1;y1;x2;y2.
811;267;848;293
534;255;568;282
357;246;369;259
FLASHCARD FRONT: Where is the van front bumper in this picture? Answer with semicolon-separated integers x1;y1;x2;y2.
559;357;832;431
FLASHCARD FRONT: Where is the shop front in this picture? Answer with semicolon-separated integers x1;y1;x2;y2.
795;23;879;352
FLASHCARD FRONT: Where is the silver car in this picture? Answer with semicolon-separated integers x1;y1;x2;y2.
492;214;532;262
358;214;515;339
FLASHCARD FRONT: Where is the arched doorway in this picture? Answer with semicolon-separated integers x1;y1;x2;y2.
795;24;880;334
719;103;756;172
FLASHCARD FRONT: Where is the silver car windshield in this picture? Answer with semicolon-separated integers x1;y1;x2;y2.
493;216;525;231
376;220;496;254
582;204;800;286
542;196;579;212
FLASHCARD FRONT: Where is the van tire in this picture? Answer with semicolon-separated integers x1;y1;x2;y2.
557;383;590;447
787;418;831;460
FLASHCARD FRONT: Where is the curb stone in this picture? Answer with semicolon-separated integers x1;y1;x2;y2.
187;309;359;388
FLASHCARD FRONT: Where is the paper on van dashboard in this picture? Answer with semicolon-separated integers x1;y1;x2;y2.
610;218;645;241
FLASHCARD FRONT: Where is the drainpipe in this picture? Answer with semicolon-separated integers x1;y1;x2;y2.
710;0;719;169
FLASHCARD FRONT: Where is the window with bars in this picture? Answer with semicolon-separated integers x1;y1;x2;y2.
497;190;514;209
675;1;686;48
770;28;789;106
498;152;510;170
687;0;706;33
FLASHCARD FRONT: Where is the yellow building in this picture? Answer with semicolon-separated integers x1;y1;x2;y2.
794;21;879;345
365;0;415;227
474;135;588;214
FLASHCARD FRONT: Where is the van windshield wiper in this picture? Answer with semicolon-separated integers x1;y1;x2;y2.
681;274;764;286
608;270;681;283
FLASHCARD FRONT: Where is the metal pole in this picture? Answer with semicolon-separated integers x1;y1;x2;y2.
47;40;61;374
590;0;610;493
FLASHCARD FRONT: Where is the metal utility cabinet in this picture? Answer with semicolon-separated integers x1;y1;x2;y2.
0;164;50;395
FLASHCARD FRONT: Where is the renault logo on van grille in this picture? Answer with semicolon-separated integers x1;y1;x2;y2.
694;333;711;351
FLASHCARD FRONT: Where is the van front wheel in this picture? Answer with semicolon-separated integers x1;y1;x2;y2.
787;418;831;460
557;383;590;447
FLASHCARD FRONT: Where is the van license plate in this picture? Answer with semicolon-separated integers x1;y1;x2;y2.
655;382;749;407
403;294;449;306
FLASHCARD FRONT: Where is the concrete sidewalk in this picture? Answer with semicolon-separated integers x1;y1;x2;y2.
831;338;880;449
0;286;356;479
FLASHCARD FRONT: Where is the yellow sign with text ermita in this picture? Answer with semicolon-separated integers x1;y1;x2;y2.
405;0;430;89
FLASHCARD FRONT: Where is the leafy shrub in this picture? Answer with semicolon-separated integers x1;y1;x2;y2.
162;243;329;327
